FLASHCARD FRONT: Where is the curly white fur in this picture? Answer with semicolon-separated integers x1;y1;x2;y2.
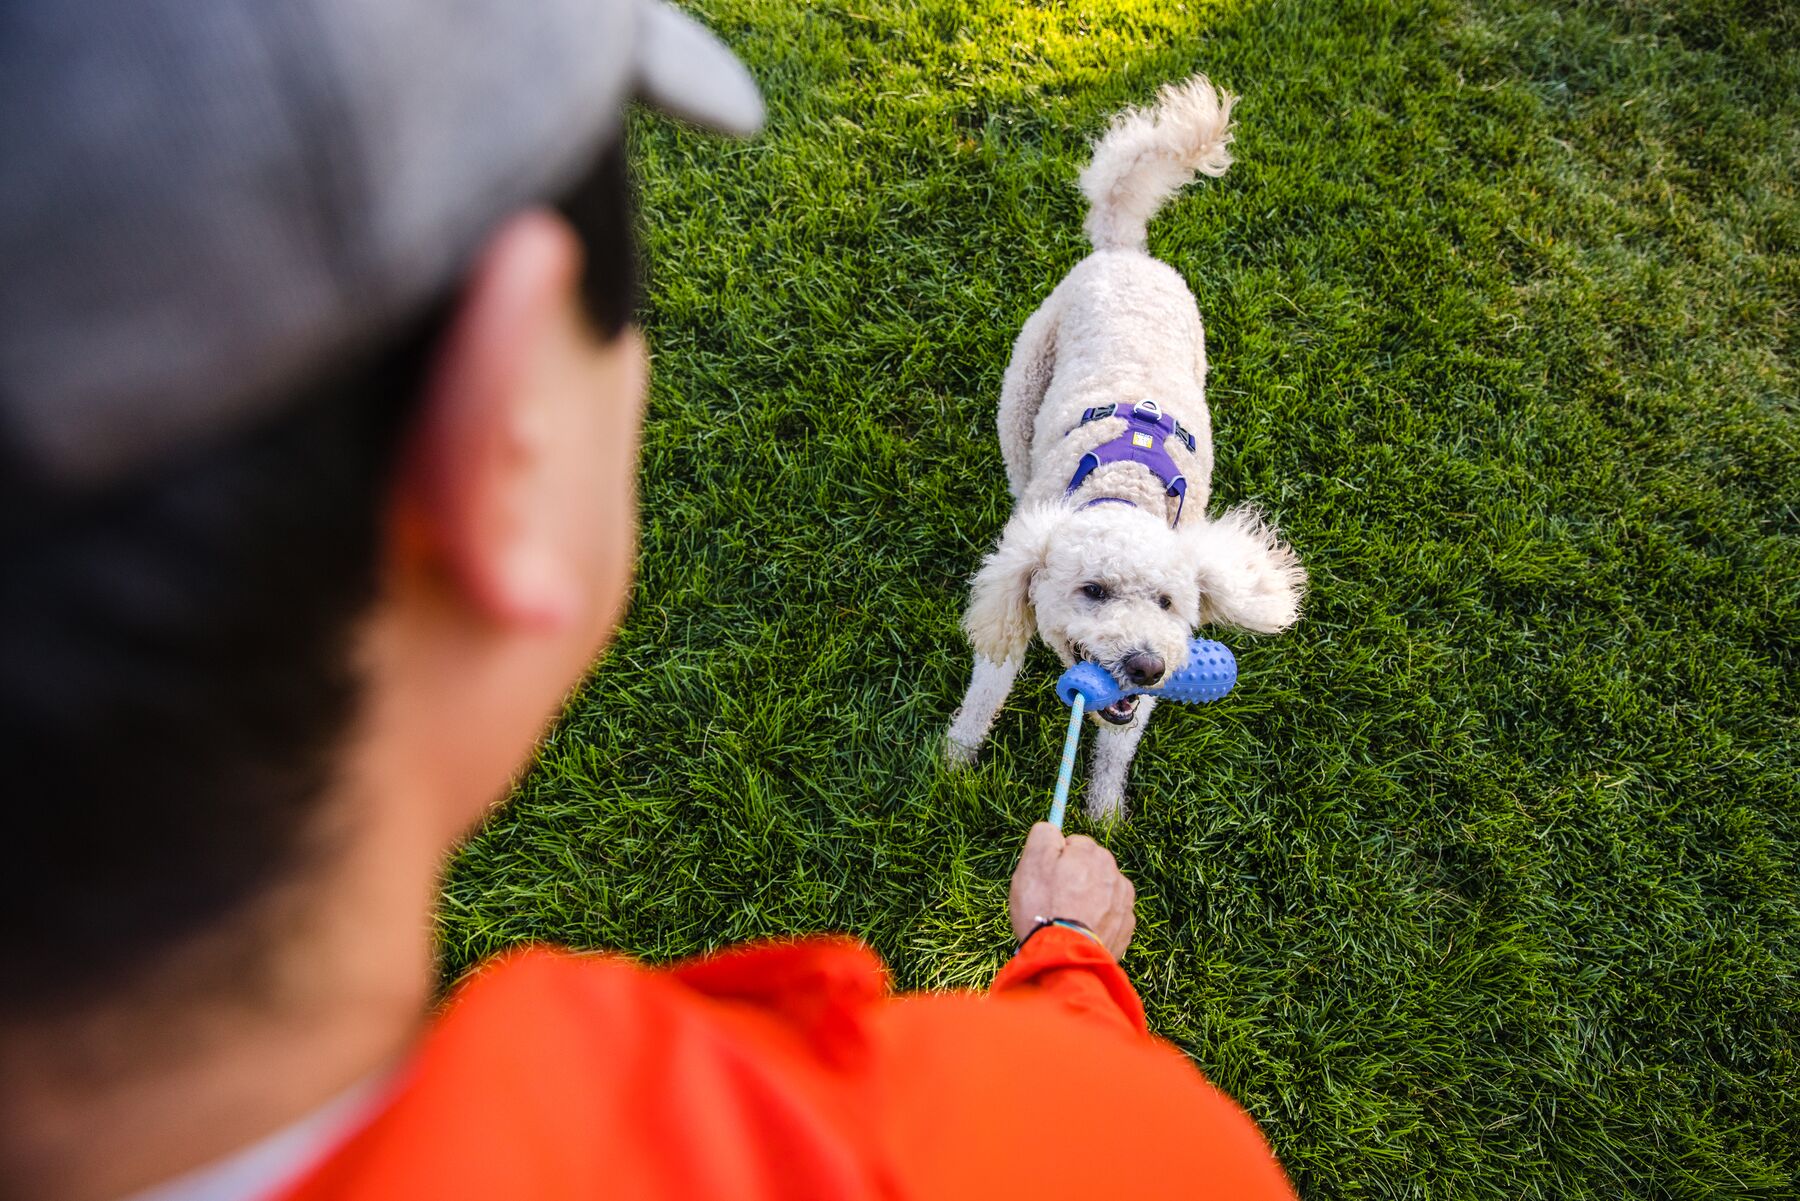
947;75;1305;820
1081;75;1236;252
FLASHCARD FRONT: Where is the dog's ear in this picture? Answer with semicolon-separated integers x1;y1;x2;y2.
963;505;1063;664
1184;505;1306;633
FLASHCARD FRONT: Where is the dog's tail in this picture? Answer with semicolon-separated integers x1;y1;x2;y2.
1080;74;1236;252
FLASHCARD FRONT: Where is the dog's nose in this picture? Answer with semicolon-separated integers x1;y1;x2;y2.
1123;652;1164;686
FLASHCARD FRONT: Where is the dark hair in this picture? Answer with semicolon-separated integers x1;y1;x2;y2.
0;140;637;1014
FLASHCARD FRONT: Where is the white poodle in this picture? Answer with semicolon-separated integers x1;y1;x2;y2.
946;75;1306;819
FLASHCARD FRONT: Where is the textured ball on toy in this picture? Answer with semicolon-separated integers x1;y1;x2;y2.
1054;661;1123;709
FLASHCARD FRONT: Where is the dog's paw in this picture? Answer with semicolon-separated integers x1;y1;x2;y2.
1084;786;1128;822
944;733;981;768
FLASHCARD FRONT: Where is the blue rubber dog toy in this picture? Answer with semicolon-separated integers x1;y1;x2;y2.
1047;638;1237;827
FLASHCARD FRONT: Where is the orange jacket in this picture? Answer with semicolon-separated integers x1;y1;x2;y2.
281;928;1294;1200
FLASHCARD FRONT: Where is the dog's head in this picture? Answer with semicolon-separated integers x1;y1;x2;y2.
963;502;1305;723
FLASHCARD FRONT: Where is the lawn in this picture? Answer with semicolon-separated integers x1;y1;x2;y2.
440;0;1798;1196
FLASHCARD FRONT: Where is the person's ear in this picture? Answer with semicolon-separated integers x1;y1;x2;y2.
963;505;1063;664
390;210;588;629
1184;505;1306;632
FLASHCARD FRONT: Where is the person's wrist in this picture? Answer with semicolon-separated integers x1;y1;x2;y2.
1016;915;1103;951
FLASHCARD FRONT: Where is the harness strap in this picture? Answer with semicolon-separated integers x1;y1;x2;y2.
1078;402;1198;453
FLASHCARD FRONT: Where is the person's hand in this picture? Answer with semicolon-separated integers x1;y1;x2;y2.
1008;822;1137;959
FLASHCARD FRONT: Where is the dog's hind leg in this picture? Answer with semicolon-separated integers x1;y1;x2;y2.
997;302;1058;499
945;654;1021;765
1086;696;1157;819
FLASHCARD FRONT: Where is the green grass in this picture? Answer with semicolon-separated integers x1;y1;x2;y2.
441;0;1798;1195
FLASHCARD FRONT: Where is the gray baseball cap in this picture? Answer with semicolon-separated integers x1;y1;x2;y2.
0;0;763;491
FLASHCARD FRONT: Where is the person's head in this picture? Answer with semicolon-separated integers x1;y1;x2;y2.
0;0;761;1017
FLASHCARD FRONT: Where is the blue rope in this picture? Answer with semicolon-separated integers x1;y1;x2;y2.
1047;692;1085;829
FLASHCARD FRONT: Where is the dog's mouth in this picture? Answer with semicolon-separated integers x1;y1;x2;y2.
1097;696;1138;725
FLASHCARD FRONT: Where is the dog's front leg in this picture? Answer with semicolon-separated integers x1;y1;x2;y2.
1086;695;1158;819
945;654;1021;766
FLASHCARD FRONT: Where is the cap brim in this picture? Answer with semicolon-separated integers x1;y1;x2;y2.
634;1;764;137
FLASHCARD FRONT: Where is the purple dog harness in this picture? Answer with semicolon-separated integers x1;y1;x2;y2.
1064;399;1198;527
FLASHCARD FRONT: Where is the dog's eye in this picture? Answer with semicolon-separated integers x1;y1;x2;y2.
1158;594;1173;610
1081;582;1108;602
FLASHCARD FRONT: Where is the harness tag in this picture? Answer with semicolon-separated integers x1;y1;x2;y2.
1130;432;1154;449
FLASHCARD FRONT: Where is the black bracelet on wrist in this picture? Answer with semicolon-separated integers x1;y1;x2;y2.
1017;915;1099;951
